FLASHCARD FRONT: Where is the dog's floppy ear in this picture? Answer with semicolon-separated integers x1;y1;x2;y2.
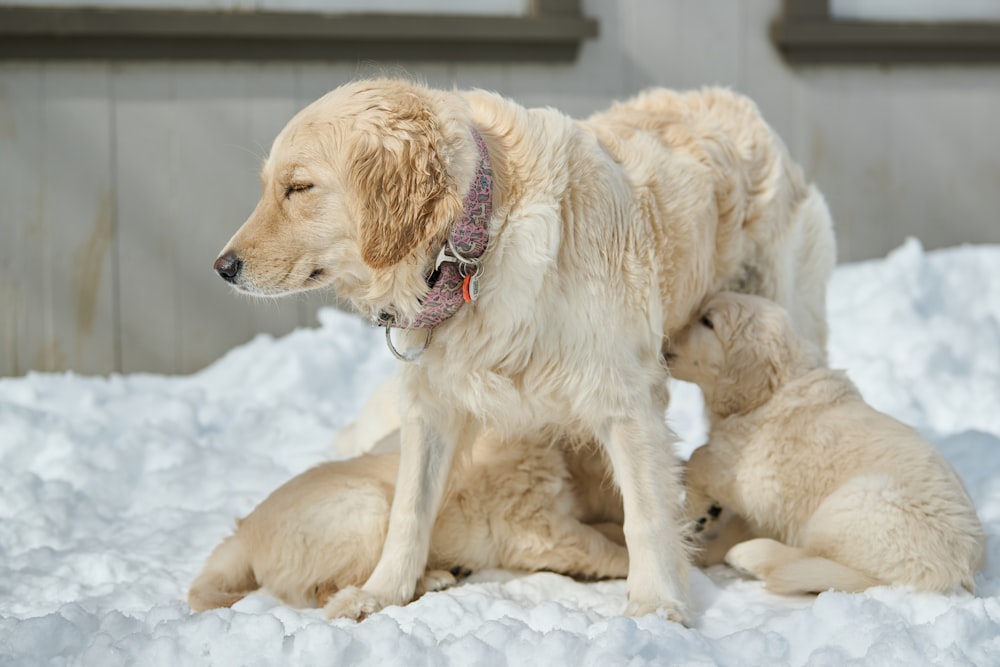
714;308;789;416
349;95;460;270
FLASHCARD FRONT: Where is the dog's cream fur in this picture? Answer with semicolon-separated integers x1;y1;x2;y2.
216;79;836;620
669;292;985;594
188;432;627;612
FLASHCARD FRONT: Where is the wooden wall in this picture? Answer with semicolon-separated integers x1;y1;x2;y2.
2;0;999;376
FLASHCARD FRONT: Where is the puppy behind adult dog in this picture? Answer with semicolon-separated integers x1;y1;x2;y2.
189;432;627;613
669;292;985;594
214;79;836;621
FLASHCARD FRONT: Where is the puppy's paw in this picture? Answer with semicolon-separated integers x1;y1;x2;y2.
625;598;689;626
687;503;724;540
415;569;458;597
724;538;774;580
313;580;339;607
323;586;385;621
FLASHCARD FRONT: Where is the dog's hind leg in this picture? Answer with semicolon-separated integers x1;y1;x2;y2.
725;537;882;594
188;534;259;612
725;537;804;582
503;518;630;581
765;556;883;594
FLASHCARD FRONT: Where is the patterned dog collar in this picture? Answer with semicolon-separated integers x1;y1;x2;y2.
380;129;493;334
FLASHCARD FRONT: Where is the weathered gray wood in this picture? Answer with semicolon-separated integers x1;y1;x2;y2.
295;61;361;109
0;5;597;63
0;64;44;377
795;68;895;262
39;64;118;374
740;0;803;159
5;0;1000;376
113;63;181;374
171;64;302;373
885;69;1000;252
451;62;512;96
621;0;742;92
508;0;623;117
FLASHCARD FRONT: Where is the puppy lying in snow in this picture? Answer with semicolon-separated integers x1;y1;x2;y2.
188;432;627;614
667;292;985;594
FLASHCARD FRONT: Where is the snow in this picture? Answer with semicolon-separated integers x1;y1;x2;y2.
2;238;999;666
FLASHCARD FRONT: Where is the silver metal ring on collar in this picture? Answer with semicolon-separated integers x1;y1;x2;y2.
385;325;433;363
447;237;482;267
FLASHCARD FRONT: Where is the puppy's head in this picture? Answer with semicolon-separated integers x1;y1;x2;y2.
666;292;821;417
214;78;476;322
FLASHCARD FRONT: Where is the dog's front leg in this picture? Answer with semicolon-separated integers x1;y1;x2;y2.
602;409;690;624
324;409;457;620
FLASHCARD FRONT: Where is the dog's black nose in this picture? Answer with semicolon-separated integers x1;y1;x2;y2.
214;252;243;283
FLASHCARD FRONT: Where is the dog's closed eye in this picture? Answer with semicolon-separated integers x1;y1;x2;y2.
284;183;314;199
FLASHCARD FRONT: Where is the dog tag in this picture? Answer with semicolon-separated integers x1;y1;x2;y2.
462;272;481;302
469;273;480;301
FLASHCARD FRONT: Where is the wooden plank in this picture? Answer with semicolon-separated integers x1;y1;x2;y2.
796;68;894;262
886;69;1000;254
621;0;742;93
451;62;511;96
774;15;1000;64
619;0;677;92
171;64;298;373
113;63;181;374
739;0;803;158
508;0;623;116
39;63;118;374
0;64;43;377
295;61;365;108
0;6;597;63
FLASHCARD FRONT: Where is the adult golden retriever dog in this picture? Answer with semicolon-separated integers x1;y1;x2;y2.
189;432;627;613
214;79;835;621
669;292;985;594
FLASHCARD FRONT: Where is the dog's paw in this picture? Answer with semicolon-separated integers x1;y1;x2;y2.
323;586;385;621
313;580;339;607
688;503;724;539
625;598;689;626
415;569;458;597
724;539;771;580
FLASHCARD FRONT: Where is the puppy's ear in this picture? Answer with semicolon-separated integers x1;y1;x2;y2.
349;97;460;270
715;311;788;416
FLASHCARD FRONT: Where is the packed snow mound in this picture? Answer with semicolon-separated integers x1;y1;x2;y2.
1;239;999;666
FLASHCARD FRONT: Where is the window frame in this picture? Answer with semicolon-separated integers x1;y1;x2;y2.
0;0;597;62
772;0;1000;64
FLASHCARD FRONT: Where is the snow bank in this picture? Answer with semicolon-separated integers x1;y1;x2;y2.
2;239;999;666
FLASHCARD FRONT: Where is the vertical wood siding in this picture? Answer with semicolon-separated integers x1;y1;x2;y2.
2;0;999;376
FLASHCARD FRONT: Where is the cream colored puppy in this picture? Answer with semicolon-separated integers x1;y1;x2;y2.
189;432;627;614
214;79;837;620
668;292;985;594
